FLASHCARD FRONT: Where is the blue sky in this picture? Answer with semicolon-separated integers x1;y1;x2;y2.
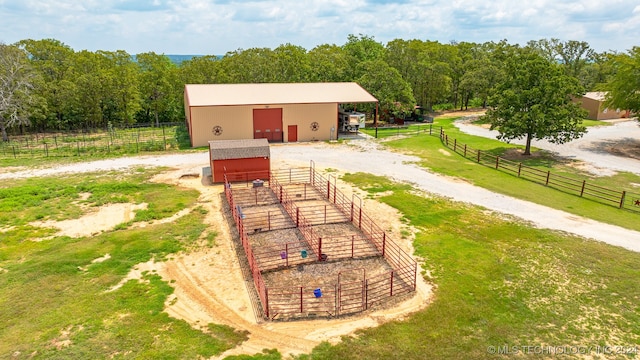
1;0;638;55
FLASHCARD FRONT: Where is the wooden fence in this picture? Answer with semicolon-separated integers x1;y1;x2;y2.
438;129;640;214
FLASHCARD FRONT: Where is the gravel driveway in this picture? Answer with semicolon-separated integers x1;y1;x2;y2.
2;133;639;252
455;118;640;176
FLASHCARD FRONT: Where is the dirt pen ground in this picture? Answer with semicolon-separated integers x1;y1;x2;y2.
83;163;434;359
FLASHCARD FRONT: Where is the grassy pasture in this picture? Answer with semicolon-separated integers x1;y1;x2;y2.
2;115;639;359
0;171;247;359
380;117;640;231
0;124;193;167
294;173;640;360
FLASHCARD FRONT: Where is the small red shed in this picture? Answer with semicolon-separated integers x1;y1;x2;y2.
209;138;270;183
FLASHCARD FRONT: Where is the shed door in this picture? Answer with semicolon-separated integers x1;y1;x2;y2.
253;108;283;142
287;125;298;142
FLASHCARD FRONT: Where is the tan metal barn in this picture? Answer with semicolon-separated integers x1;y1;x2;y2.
184;82;378;147
209;138;270;183
577;92;630;120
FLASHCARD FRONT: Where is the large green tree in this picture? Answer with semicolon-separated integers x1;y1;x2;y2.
98;50;141;125
357;60;415;120
603;47;640;116
179;55;223;84
483;47;587;155
17;39;75;128
0;43;40;141
308;44;349;82
137;52;178;126
343;34;385;79
68;50;109;128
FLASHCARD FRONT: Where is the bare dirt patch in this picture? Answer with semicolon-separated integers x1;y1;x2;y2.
108;164;432;358
31;202;147;238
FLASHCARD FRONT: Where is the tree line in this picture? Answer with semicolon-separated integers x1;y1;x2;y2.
0;35;638;142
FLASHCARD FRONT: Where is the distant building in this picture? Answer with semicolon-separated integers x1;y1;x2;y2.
184;82;378;147
577;92;630;120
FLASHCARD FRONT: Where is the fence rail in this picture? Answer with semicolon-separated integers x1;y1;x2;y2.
439;129;640;214
224;166;418;320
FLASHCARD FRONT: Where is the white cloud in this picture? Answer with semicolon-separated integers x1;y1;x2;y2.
0;0;637;53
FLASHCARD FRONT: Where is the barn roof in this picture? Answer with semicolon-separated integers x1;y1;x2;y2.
185;82;378;107
209;138;270;160
583;92;607;101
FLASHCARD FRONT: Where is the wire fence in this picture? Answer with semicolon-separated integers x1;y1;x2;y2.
0;123;185;159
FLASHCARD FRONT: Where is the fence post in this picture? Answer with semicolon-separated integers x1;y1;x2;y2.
545;171;551;186
454;139;457;152
477;150;481;163
390;271;394;297
464;144;467;157
580;180;586;197
327;180;330;199
350;198;354;222
162;125;167;150
324;205;327;224
518;163;522;177
382;233;386;257
335;284;338;316
619;191;626;209
12;146;16;159
265;288;269;319
285;243;289;267
495;156;500;169
351;235;355;258
268;212;271;231
296;207;300;227
318;237;323;261
365;279;369;309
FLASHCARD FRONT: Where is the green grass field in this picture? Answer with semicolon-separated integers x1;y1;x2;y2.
293;173;640;359
2;115;639;359
377;117;640;231
0;172;248;359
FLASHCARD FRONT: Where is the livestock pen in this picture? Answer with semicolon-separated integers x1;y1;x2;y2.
224;164;418;320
